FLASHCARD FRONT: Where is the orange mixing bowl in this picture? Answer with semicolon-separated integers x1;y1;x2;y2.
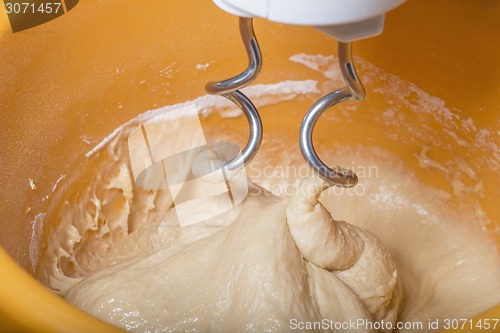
0;0;498;331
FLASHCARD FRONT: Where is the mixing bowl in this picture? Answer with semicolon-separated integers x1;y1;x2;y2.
0;0;499;331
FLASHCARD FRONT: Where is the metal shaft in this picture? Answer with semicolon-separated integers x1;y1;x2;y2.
205;17;263;172
299;42;365;188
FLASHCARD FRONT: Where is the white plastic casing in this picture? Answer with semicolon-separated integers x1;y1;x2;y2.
213;0;405;41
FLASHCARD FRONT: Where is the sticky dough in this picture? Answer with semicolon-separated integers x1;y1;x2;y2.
62;174;401;332
37;111;500;332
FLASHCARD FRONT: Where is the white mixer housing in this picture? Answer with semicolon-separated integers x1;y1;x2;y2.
213;0;405;41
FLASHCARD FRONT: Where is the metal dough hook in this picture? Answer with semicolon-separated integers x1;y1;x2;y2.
206;18;365;187
299;42;365;188
205;17;263;172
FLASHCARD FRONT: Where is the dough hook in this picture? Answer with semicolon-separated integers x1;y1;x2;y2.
205;17;365;188
299;42;365;188
205;17;263;173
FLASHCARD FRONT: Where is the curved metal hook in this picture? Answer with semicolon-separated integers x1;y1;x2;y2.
205;17;263;172
299;42;365;188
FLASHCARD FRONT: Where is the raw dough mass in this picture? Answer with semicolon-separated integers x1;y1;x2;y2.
36;111;500;333
62;175;401;332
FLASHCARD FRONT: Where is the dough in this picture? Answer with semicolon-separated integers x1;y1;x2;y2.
36;110;500;333
62;175;402;332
